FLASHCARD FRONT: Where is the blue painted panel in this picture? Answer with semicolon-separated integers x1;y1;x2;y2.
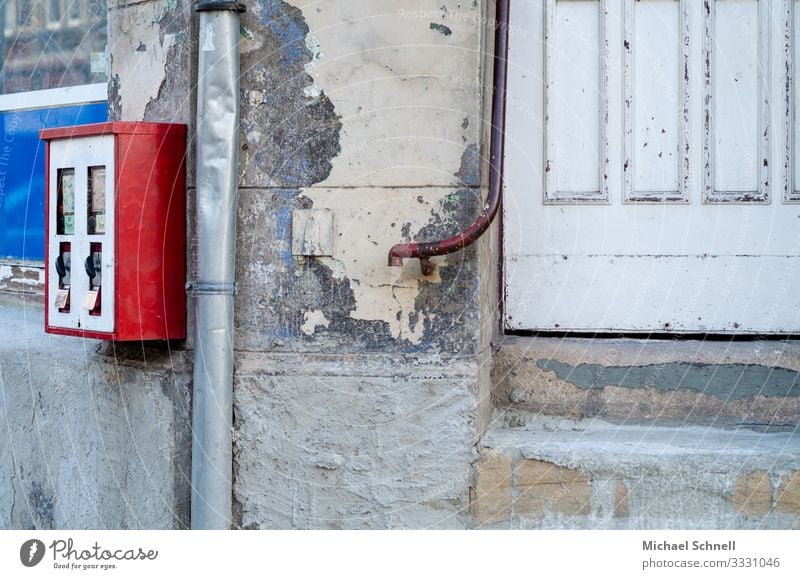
0;103;108;260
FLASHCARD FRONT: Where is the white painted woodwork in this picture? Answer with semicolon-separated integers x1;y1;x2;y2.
623;0;689;202
545;0;609;202
789;0;800;200
704;0;770;202
504;0;800;333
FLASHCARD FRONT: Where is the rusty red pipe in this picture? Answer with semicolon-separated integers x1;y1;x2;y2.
388;0;510;276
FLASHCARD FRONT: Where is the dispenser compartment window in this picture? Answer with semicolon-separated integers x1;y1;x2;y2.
56;168;75;235
87;165;106;235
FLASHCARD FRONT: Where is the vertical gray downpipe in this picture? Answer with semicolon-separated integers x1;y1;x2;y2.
190;1;246;530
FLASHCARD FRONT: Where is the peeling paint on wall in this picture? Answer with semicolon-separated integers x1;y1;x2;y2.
239;0;342;188
291;0;483;346
229;0;489;531
0;263;44;293
303;33;324;101
292;0;483;188
109;0;190;121
301;309;330;335
233;0;485;351
313;198;444;344
537;360;800;401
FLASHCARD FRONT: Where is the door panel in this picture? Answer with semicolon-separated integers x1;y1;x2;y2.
545;0;609;202
623;0;689;202
705;0;770;202
504;0;800;333
790;0;800;201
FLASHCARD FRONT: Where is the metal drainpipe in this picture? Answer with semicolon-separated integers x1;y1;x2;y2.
189;0;246;530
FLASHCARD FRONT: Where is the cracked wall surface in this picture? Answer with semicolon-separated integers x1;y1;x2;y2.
231;0;495;528
0;295;191;529
0;0;196;530
3;0;496;529
5;0;800;532
234;0;488;355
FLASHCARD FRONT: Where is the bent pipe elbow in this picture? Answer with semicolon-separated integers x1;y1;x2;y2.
387;0;509;274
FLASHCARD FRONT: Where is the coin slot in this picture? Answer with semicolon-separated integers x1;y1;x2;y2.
55;241;71;312
85;242;102;316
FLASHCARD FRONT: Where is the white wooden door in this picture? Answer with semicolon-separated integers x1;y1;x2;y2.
504;0;800;333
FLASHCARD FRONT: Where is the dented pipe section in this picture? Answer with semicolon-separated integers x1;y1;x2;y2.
388;0;510;275
190;0;245;530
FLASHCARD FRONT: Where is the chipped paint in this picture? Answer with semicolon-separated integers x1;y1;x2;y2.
240;25;256;41
0;262;44;293
543;0;610;203
291;0;482;188
537;360;800;401
240;0;341;187
303;192;445;343
783;0;799;202
430;22;453;36
110;1;186;120
703;0;770;203
303;33;324;101
152;0;177;24
301;309;330;335
622;0;691;202
292;0;483;344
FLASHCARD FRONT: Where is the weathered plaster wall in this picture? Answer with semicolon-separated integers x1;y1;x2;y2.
105;0;499;528
234;353;479;529
234;0;487;354
6;0;798;532
473;417;800;529
0;261;43;294
0;294;191;529
2;0;494;529
107;0;193;125
14;0;795;532
0;0;196;530
230;0;494;527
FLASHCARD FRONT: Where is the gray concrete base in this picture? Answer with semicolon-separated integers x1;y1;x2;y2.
233;351;482;529
0;293;191;529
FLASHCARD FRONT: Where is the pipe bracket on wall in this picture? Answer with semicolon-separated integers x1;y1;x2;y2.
194;1;246;12
185;281;238;296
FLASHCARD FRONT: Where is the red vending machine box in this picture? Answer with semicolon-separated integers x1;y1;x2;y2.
40;122;187;341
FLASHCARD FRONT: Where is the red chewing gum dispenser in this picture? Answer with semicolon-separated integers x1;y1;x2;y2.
40;122;187;341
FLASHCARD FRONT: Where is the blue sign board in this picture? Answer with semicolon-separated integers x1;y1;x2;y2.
0;103;108;260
